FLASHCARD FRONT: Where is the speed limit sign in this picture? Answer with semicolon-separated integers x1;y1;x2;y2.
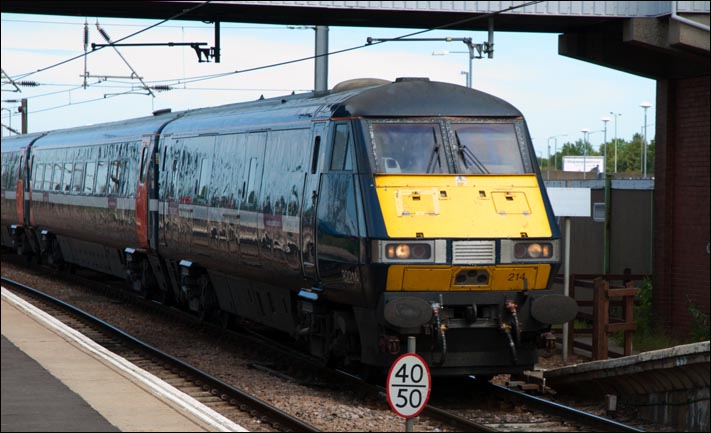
386;353;431;418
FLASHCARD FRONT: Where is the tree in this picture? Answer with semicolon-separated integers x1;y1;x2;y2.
620;133;643;173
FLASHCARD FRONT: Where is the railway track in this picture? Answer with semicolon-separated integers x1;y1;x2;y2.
2;259;656;432
1;276;320;433
475;382;645;432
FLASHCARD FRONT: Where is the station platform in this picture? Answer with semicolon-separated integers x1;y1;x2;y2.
1;288;245;432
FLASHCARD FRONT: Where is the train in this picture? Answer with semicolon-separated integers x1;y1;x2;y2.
1;77;577;378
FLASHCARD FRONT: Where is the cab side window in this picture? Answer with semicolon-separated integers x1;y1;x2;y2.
330;123;354;171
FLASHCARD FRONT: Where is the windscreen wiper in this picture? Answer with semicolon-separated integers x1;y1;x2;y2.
426;128;441;173
455;130;489;174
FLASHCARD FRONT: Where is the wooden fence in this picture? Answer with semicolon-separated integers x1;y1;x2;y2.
562;273;645;360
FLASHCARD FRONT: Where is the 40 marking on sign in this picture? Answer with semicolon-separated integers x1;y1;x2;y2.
386;353;432;418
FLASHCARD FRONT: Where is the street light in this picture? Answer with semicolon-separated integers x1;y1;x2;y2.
610;112;622;173
601;117;611;174
546;134;567;180
581;128;590;179
433;49;473;88
640;102;652;178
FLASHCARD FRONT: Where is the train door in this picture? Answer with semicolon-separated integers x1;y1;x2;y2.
301;122;327;281
159;138;176;249
15;148;26;226
135;136;151;249
25;153;34;227
315;121;362;291
191;137;216;252
238;131;266;267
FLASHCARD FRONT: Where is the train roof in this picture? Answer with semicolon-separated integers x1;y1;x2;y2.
336;77;523;118
2;78;525;147
160;78;523;137
27;110;179;150
1;131;47;153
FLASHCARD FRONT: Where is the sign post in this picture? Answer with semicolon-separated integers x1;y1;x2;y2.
546;187;591;364
386;337;431;431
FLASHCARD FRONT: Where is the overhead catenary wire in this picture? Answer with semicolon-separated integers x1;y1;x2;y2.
4;1;542;115
95;22;155;97
5;0;212;82
143;0;543;88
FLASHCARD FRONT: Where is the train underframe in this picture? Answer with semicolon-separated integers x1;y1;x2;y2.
3;227;561;378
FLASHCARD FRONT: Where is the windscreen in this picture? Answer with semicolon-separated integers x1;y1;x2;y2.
369;120;530;175
452;123;526;174
370;122;445;174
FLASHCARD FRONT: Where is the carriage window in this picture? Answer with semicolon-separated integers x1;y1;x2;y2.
96;161;108;193
370;122;444;174
245;157;258;204
330;123;354;171
61;163;72;192
139;146;148;182
51;163;62;191
42;163;52;190
108;160;124;195
197;158;212;200
451;123;526;174
33;164;44;190
71;162;85;192
84;162;96;193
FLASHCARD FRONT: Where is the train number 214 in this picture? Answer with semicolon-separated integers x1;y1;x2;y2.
507;272;529;282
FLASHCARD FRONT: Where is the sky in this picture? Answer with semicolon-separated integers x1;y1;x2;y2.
1;11;657;160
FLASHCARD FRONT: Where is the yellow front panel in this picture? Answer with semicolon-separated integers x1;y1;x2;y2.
386;265;551;291
375;174;551;238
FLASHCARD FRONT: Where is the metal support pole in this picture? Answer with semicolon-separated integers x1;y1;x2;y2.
643;110;648;178
314;26;329;93
604;175;611;274
406;336;416;432
562;217;571;364
610;112;621;173
20;98;27;134
214;21;220;63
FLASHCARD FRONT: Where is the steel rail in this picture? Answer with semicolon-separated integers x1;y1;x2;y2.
1;276;321;433
481;380;645;432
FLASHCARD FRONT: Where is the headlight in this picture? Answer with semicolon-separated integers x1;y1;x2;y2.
502;239;558;263
386;243;431;260
514;242;553;259
376;240;445;263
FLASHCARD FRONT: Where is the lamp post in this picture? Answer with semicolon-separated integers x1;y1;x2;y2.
547;134;567;179
581;128;590;179
601;117;610;174
609;112;622;173
433;49;473;87
640;102;652;178
460;70;469;87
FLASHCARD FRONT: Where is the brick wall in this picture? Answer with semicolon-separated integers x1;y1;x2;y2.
654;75;711;338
